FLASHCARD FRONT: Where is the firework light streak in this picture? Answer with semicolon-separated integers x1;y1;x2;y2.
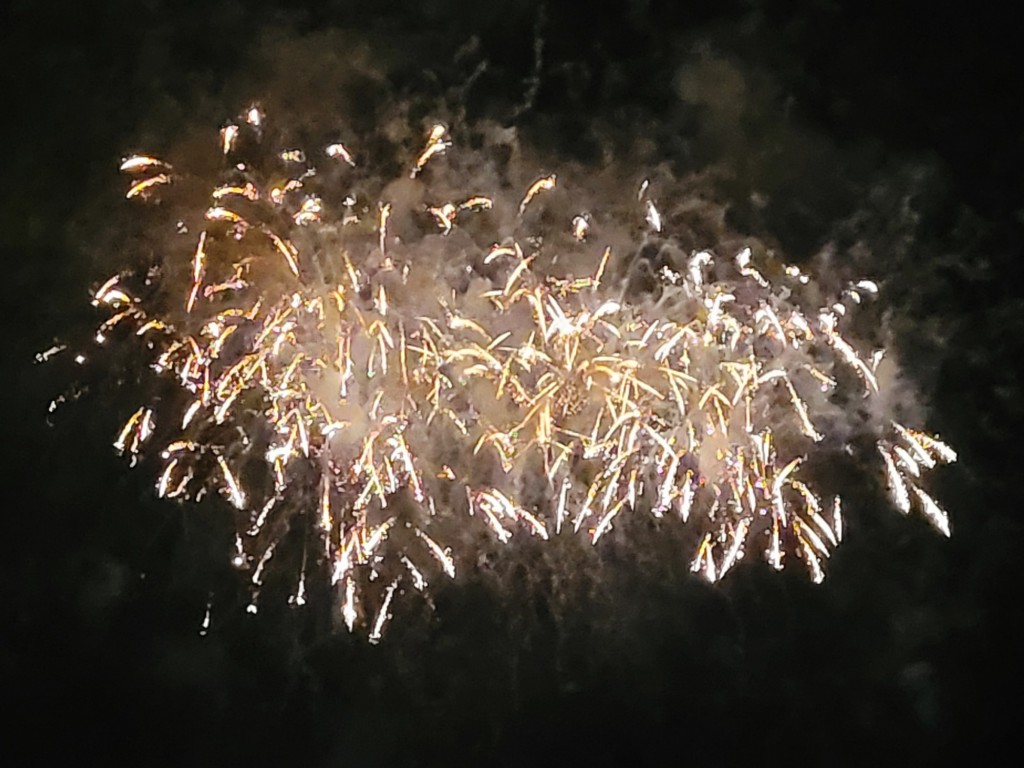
74;106;956;639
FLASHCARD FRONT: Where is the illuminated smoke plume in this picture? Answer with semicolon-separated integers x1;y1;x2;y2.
80;103;955;640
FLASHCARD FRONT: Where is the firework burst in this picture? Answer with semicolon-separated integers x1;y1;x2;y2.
77;105;955;639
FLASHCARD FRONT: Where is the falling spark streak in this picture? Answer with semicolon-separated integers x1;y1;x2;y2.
199;600;212;636
719;520;749;579
893;421;937;470
76;105;959;639
325;143;356;166
369;579;399;644
691;533;717;582
679;473;696;520
645;200;662;233
157;459;178;498
402;556;426;591
342;577;358;631
518;174;556;217
252;542;276;586
417;530;455;578
221;124;239;154
880;446;911;514
411;124;451;178
912;486;951;537
120;155;171;173
378;203;391;257
126;174;171;199
186;231;207;313
555;478;571;534
232;534;245;567
114;406;154;456
216;455;246;510
291;544;308;606
36;343;68;363
832;497;844;543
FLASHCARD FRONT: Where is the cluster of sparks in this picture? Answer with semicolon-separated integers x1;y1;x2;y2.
83;106;956;639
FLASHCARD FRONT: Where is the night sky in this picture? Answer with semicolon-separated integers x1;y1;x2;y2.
3;1;1023;764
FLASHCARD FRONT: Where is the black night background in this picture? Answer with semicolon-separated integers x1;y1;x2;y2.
3;1;1023;764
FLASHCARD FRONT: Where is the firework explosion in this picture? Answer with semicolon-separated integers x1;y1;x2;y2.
78;105;955;640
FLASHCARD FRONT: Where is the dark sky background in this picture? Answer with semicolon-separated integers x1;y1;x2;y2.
3;1;1023;764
